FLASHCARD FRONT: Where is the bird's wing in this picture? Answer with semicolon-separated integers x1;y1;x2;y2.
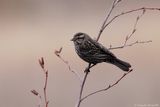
89;38;116;59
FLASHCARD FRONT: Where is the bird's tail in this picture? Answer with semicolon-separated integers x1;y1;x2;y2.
113;58;131;72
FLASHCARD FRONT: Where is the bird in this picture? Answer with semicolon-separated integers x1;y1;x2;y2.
71;32;131;72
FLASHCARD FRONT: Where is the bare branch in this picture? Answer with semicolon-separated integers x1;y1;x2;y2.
124;8;145;43
39;57;49;107
76;63;94;107
108;10;152;50
32;57;49;107
31;90;39;96
39;57;45;69
44;70;49;107
96;0;122;42
76;70;89;107
104;7;160;30
81;69;133;102
55;47;82;83
109;40;152;50
54;47;62;57
31;90;42;107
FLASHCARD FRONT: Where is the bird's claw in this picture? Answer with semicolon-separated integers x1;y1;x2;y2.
84;67;90;73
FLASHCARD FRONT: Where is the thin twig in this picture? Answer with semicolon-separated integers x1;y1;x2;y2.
76;64;92;107
97;0;122;42
109;40;152;50
81;69;133;102
31;57;49;107
44;70;49;107
38;95;42;107
104;7;160;30
97;7;160;41
124;16;140;45
31;90;43;107
108;10;148;50
76;71;89;107
38;57;49;107
55;47;82;83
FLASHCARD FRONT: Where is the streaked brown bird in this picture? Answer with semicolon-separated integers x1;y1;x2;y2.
71;32;131;71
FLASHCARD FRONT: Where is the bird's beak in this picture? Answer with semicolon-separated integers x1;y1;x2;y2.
71;37;75;41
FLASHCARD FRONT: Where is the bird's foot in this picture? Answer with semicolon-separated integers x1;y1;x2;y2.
84;67;90;73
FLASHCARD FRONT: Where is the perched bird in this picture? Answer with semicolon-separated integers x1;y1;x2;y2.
71;32;131;72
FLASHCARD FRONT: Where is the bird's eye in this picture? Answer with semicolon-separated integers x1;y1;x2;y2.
78;35;84;39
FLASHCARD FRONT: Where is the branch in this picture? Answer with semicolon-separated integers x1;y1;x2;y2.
108;10;151;50
109;40;152;50
97;0;122;42
31;57;49;107
76;69;89;107
55;47;82;83
81;69;133;102
54;50;95;107
44;71;49;107
97;7;160;41
104;7;160;30
76;63;95;107
38;57;49;107
31;90;42;107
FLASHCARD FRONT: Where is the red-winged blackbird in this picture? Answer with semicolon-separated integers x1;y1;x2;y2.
71;32;131;72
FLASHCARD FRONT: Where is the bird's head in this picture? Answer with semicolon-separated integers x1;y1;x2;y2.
71;32;88;44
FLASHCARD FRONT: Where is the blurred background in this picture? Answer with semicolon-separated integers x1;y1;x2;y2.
0;0;160;107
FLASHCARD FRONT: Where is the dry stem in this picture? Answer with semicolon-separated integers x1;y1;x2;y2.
39;57;49;107
31;57;49;107
97;0;122;41
81;69;133;102
76;69;89;107
108;9;150;50
55;47;82;83
97;6;160;42
44;70;49;107
103;7;160;32
76;63;95;107
31;90;42;107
